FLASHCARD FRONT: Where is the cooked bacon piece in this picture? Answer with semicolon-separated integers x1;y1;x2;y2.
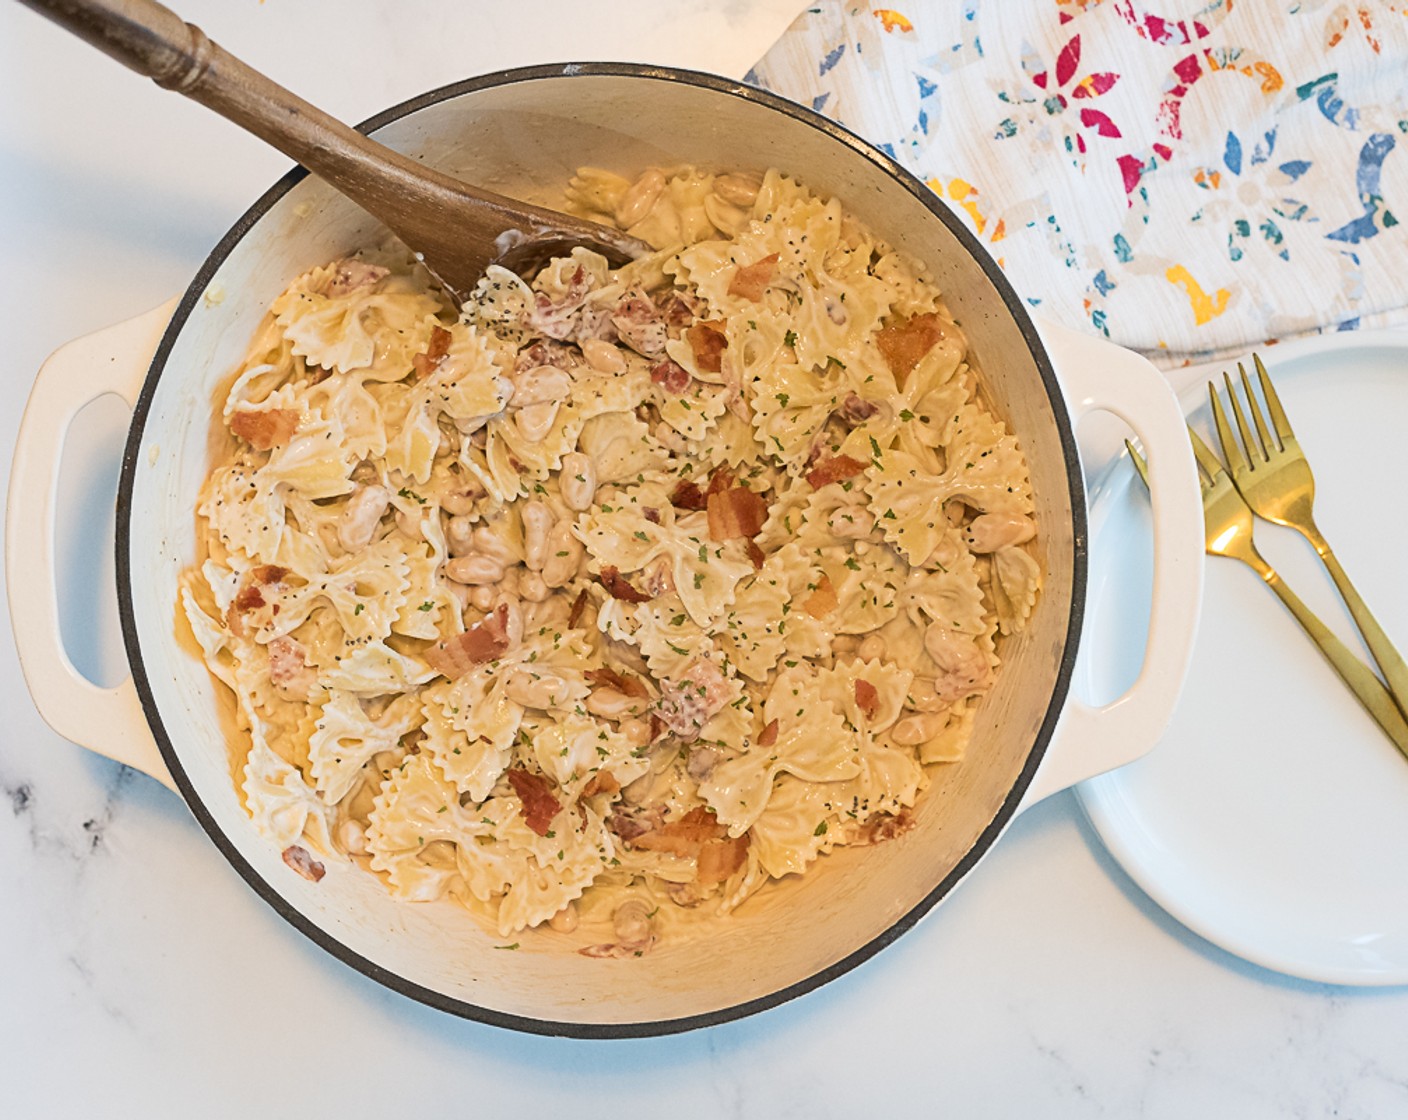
696;832;750;887
654;656;730;742
685;746;720;781
839;392;880;423
801;574;838;619
425;603;512;679
230;564;289;615
611;288;667;356
685;320;728;373
671;479;708;511
757;718;780;748
507;768;561;837
805;454;869;490
528;266;594;341
861;809;915;845
585;666;650;699
282;844;326;882
854;679;880;721
876;311;945;386
706;466;734;497
609;805;664;842
567;588;590;629
650;358;691;394
745;539;765;569
267;635;316;701
706;485;768;543
581;770;621;798
229;408;299;451
727;252;780;301
412;325;453;378
656;290;701;334
630;806;726;856
515;339;577;373
597;565;652;603
232;584;265;613
642;506;661;524
326;258;389;296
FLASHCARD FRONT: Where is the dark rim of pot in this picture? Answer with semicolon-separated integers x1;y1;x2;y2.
116;61;1087;1040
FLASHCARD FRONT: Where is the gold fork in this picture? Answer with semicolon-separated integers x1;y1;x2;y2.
1210;354;1408;718
1127;435;1408;758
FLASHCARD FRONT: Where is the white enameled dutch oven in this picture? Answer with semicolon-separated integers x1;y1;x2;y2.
6;64;1203;1037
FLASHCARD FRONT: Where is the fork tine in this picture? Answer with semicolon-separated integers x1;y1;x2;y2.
1253;352;1293;445
1124;439;1150;488
1240;361;1277;456
1209;379;1249;474
1226;367;1266;464
1185;424;1224;481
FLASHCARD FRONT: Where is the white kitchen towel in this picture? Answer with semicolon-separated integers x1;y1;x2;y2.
747;1;1408;368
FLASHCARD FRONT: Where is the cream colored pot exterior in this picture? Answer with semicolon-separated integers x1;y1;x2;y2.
7;66;1202;1035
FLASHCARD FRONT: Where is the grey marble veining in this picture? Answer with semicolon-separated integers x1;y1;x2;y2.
3;2;1408;1115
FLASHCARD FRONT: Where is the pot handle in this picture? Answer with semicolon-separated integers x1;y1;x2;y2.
1016;318;1204;812
6;300;179;792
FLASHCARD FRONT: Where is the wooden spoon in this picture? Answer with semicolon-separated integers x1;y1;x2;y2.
20;0;653;301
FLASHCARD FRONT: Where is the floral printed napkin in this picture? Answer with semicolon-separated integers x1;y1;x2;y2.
747;1;1408;369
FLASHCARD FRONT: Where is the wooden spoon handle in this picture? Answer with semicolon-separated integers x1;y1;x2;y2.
19;0;641;292
21;0;445;192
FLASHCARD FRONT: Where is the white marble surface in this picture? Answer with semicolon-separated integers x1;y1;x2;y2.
3;2;1407;1115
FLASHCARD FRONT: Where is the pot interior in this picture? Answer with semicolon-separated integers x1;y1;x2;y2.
121;67;1081;1034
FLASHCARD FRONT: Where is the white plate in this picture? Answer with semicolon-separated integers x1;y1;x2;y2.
1076;331;1408;986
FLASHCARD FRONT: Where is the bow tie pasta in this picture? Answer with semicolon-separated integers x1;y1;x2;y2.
180;166;1039;953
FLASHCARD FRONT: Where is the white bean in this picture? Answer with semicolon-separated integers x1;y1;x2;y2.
612;898;654;949
447;581;471;613
858;634;886;662
338;818;368;856
548;902;579;933
581;339;626;374
471;525;519;567
713;172;762;208
521;500;554;571
441;485;483;516
395;508;426;541
703;194;748;237
586;687;647;721
891;711;946;747
559;452;597;512
905;677;950;714
516;401;560;443
615;168;665;228
510;365;571;406
542;523;584;589
619;717;653;749
503;666;571;709
964;512;1037;553
337;484;389;552
446;514;476;556
923;623;992;700
519;571;550;602
828;505;874;539
469;584;497;611
445;554;506;585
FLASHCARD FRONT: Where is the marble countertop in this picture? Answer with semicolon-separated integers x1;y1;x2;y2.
3;2;1405;1115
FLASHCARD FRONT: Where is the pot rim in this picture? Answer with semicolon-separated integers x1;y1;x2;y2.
114;61;1087;1039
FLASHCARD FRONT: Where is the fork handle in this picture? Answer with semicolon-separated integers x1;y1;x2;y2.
1303;531;1408;722
1248;553;1408;759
